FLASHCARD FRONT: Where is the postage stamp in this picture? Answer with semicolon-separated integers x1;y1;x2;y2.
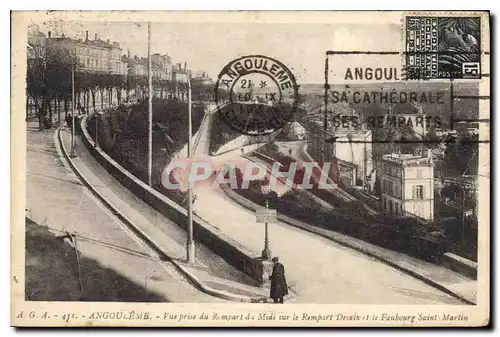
11;11;490;328
405;16;482;80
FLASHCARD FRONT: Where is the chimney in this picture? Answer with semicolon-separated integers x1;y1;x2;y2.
107;39;110;44
95;33;97;40
85;30;88;41
48;31;51;38
184;62;187;70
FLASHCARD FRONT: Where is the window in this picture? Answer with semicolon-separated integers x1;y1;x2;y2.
395;183;401;198
412;185;424;199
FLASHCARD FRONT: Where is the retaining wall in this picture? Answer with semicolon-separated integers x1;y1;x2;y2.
440;252;477;279
77;116;266;284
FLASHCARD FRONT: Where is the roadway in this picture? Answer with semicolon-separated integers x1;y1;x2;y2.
190;110;463;304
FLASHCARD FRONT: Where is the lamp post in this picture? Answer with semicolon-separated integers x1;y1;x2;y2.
70;63;76;158
186;76;195;263
147;22;153;187
261;183;272;260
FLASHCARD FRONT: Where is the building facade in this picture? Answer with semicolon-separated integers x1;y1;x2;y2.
306;105;373;188
151;53;172;80
126;56;148;77
379;150;434;221
45;31;127;75
172;62;189;83
334;129;373;186
27;30;46;60
389;102;428;138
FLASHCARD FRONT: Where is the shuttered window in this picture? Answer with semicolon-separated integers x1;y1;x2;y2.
412;185;424;199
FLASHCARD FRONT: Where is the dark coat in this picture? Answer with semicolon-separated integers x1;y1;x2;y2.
270;262;288;299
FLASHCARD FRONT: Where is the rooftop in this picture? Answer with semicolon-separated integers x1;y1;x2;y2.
47;34;121;50
382;152;433;166
172;64;188;74
391;102;421;115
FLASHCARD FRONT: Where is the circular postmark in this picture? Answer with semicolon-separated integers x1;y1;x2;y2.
215;55;299;136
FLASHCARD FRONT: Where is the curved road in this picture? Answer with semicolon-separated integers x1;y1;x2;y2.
191;108;462;304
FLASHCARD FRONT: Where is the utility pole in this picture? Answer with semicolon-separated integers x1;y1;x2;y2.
70;62;76;158
147;23;153;186
186;77;195;263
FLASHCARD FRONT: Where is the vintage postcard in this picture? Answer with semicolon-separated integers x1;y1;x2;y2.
11;11;490;327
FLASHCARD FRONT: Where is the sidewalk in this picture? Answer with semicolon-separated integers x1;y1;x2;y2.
25;122;222;302
58;127;271;302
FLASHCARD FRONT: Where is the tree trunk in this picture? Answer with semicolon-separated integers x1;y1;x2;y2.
86;90;90;114
26;94;30;119
48;99;53;121
56;96;61;123
117;87;122;105
38;101;45;131
91;90;96;113
34;97;39;119
64;97;68;117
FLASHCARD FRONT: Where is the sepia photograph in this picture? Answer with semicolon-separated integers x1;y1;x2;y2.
11;10;490;327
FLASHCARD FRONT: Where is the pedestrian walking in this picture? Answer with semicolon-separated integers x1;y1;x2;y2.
269;257;288;303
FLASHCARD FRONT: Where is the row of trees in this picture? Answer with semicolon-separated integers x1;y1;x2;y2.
27;46;134;130
26;44;210;130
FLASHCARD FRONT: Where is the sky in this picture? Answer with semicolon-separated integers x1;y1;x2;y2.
30;18;401;85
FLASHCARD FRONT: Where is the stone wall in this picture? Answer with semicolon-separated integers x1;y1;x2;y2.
78;116;267;284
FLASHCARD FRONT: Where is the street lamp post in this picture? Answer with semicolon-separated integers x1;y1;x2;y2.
70;63;76;158
147;23;153;187
261;184;272;260
186;77;195;263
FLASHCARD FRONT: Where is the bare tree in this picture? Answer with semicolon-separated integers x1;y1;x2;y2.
27;37;79;130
